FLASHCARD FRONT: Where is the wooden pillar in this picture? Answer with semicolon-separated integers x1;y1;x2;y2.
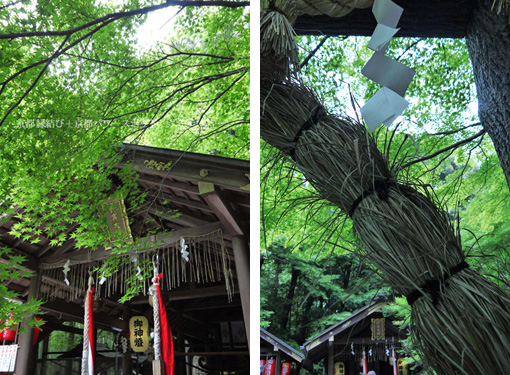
327;338;334;375
40;335;49;375
275;349;281;375
175;309;185;375
231;236;250;347
15;272;40;375
122;307;132;375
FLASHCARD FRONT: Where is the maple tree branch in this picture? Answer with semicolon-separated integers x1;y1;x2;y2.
400;129;487;170
0;1;249;40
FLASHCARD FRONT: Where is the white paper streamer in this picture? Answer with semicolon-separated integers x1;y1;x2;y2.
367;23;399;52
361;87;409;131
63;259;70;286
361;52;415;97
180;237;189;262
361;0;415;132
372;0;403;28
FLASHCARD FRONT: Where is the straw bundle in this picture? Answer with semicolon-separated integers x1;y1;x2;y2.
261;0;300;82
261;83;510;374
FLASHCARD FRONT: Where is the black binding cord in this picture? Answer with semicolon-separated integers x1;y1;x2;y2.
406;261;470;306
348;178;395;218
289;106;323;160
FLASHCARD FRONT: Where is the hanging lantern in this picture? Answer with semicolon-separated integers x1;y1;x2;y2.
260;359;266;374
129;316;149;352
281;362;291;375
334;362;345;375
264;358;276;375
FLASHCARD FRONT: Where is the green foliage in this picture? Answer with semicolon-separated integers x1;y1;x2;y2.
0;248;42;331
260;239;389;345
0;0;249;326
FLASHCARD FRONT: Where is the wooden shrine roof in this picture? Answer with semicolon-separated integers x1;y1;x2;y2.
294;0;477;38
260;328;305;364
302;299;407;362
1;143;250;343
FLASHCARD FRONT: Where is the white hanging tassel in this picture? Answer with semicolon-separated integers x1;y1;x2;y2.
63;259;71;286
180;237;189;262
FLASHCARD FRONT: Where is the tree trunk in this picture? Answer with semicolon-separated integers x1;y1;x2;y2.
280;266;300;330
466;0;510;190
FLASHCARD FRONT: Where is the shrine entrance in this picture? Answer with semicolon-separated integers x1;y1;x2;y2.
2;144;250;374
301;298;413;375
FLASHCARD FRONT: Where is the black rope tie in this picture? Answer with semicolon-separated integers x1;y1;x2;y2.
348;178;396;218
406;261;470;306
289;106;323;160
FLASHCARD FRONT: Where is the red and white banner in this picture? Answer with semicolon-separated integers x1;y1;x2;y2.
156;274;174;375
87;288;95;375
392;348;398;375
362;349;368;374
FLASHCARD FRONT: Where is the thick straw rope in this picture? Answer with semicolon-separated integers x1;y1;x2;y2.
151;261;161;361
260;3;510;372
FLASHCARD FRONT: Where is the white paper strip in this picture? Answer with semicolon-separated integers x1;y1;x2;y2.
361;51;415;97
361;87;409;131
367;23;399;52
373;0;403;28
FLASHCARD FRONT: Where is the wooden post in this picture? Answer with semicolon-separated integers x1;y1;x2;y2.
14;271;40;375
232;236;250;347
152;359;164;375
122;307;132;375
175;309;185;375
328;338;334;375
275;349;281;375
40;335;49;375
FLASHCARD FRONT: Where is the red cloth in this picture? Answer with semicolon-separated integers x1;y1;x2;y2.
88;288;95;375
156;274;174;375
33;316;41;345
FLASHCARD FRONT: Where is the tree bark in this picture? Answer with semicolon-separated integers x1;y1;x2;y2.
466;0;510;189
280;266;300;330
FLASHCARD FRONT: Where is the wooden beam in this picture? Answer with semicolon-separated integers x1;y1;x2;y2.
147;204;211;227
137;173;200;195
41;299;126;331
119;144;250;192
200;184;246;236
129;285;236;305
293;0;476;38
174;351;249;357
40;222;224;264
146;191;214;213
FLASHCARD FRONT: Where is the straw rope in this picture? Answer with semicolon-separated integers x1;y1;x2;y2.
151;261;161;361
261;82;510;374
